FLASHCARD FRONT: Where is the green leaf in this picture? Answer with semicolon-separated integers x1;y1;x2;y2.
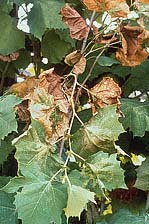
108;209;147;224
13;121;64;175
65;185;96;219
72;105;125;157
0;191;17;224
0;11;25;55
0;136;14;165
87;152;126;191
41;29;73;64
98;56;120;67
135;157;149;191
28;0;66;39
0;95;22;140
120;99;149;137
122;60;149;97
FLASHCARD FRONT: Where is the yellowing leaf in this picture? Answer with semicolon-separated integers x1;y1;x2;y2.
131;153;146;166
103;204;113;215
64;185;96;219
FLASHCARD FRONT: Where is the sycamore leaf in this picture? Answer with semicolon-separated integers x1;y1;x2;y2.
0;95;22;140
64;185;96;219
3;167;67;224
83;0;129;17
0;191;17;224
107;208;147;224
120;99;149;137
13;121;64;176
0;136;15;165
87;152;126;190
60;4;89;40
134;157;149;191
91;77;121;109
72;105;125;157
116;25;149;66
28;0;66;39
0;12;24;55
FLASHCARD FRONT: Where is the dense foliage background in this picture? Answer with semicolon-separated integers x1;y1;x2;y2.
0;0;149;223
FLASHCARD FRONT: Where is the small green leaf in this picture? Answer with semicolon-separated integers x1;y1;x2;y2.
72;105;125;157
0;136;14;165
87;152;126;191
0;191;17;224
0;11;25;55
98;56;120;66
28;0;66;39
120;99;149;137
65;185;96;219
0;95;22;140
135;157;149;191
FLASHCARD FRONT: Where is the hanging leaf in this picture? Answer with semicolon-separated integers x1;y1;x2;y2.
60;4;89;40
134;157;149;191
116;25;149;67
91;77;121;109
83;0;129;17
64;185;96;219
0;95;22;140
86;151;126;191
72;105;125;157
120;99;149;137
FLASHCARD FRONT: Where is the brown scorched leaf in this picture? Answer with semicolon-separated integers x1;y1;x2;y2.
65;50;86;75
91;77;121;109
116;25;149;66
0;52;19;62
60;4;89;40
83;0;129;17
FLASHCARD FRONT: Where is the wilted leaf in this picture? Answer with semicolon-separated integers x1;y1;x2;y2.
72;105;125;157
0;95;22;140
83;0;129;17
65;50;81;66
15;100;30;123
0;52;19;62
134;157;149;191
10;77;39;98
60;4;89;40
64;185;96;219
73;56;86;75
86;151;126;190
120;99;149;137
116;25;149;66
91;77;121;108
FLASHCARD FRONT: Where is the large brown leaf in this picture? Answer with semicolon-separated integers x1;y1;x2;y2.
60;4;89;40
91;77;121;108
0;52;19;62
83;0;129;17
116;25;149;66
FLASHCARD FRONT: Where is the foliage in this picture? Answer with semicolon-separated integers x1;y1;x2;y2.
0;0;149;224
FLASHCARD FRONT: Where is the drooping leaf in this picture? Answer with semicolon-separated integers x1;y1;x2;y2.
64;185;96;219
0;11;24;55
41;29;73;64
0;191;17;224
134;157;149;191
120;99;149;137
83;0;129;17
0;95;22;140
87;151;126;191
60;4;89;40
72;105;125;157
28;0;66;39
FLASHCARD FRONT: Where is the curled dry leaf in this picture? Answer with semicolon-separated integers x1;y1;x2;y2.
116;25;149;66
65;50;86;75
0;52;19;62
60;4;89;40
83;0;129;17
91;77;121;109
